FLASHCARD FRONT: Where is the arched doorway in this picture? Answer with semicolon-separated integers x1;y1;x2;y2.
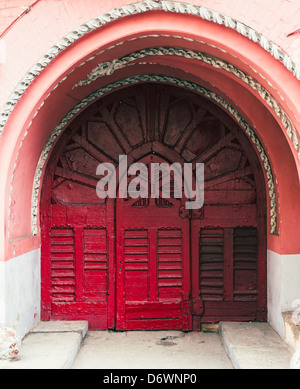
41;83;267;330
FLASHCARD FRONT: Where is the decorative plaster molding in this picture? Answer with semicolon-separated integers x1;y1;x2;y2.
73;47;300;160
31;75;277;236
0;0;299;135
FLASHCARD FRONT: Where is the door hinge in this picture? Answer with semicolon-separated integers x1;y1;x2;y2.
180;298;204;315
191;297;204;315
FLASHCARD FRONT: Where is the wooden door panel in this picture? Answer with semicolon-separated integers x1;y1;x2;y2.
191;226;262;329
43;210;112;330
197;301;258;321
116;154;191;330
117;225;190;330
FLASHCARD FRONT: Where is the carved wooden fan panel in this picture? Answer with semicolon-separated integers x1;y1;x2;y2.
51;84;256;208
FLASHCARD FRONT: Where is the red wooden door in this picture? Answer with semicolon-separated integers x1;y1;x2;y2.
116;154;191;330
40;133;116;329
40;83;267;330
189;117;267;329
41;205;115;329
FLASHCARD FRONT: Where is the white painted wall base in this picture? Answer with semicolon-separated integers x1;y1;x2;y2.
268;250;300;340
0;249;40;339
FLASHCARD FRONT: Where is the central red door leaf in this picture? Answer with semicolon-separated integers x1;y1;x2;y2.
116;154;191;330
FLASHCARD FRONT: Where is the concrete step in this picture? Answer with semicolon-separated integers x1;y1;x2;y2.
219;321;294;369
71;330;234;369
0;321;88;369
0;320;296;369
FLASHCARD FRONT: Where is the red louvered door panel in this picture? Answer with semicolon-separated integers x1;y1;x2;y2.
116;154;191;330
190;122;267;328
191;226;260;327
41;204;115;330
